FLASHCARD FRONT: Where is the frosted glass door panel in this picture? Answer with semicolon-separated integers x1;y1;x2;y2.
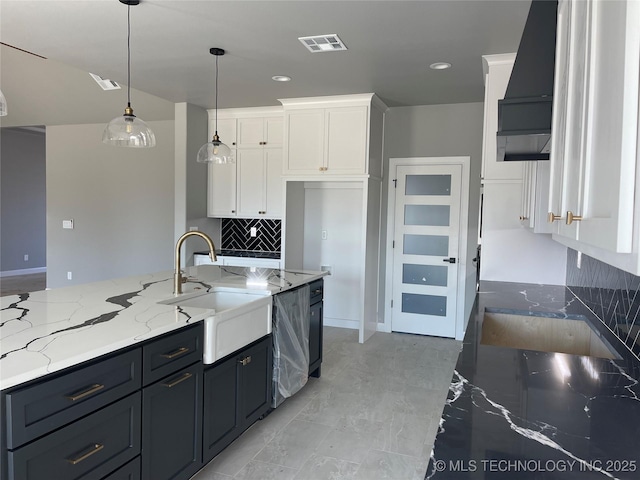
405;205;450;226
392;163;461;338
403;235;449;256
405;175;451;195
402;293;447;317
402;264;448;287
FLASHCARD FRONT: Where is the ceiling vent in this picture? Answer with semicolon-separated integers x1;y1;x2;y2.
298;34;347;53
89;73;121;91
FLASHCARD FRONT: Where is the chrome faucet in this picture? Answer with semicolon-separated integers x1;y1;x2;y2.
174;231;217;294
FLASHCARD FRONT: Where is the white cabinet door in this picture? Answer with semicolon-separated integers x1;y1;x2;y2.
212;117;237;147
237;149;264;217
264;149;283;217
208;162;237;217
237;118;264;148
325;106;368;174
264;117;283;148
577;0;639;253
285;110;325;174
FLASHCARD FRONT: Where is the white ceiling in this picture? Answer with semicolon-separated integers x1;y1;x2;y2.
0;0;530;126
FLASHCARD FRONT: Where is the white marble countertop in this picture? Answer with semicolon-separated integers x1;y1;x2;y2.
0;266;326;391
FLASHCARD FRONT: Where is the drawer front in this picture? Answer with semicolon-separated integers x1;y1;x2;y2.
309;279;323;305
6;349;141;449
8;392;141;480
142;325;202;386
101;457;140;480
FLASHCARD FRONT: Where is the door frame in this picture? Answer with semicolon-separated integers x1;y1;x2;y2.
383;156;471;340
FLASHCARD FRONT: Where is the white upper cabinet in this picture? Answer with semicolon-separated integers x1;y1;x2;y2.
481;54;523;181
237;117;283;149
550;0;640;255
207;107;284;219
520;161;554;234
281;94;387;177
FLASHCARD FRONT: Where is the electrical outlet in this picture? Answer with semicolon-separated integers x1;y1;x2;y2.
67;271;73;280
321;265;332;275
24;254;29;262
189;226;199;232
62;219;74;229
250;227;257;237
321;230;328;240
577;251;582;269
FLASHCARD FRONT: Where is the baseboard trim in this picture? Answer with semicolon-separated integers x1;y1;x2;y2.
324;318;358;330
0;267;47;278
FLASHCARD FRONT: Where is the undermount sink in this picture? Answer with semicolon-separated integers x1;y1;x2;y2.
160;288;272;364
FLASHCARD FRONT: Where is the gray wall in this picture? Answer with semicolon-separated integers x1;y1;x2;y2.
381;102;484;328
1;127;47;272
46;121;175;288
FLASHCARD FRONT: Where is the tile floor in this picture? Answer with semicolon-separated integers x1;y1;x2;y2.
192;326;461;480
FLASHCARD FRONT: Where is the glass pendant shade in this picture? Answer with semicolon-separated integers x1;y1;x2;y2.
196;133;234;164
103;107;156;147
0;89;7;117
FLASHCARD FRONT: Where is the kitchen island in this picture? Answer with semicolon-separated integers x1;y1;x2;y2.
0;265;325;480
427;281;640;479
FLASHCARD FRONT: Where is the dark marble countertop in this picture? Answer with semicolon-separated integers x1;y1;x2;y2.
427;281;640;479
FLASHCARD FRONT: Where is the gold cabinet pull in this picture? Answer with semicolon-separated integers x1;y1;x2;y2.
66;443;104;465
65;384;105;402
548;212;562;223
163;372;192;388
161;346;190;359
566;211;583;225
238;356;252;366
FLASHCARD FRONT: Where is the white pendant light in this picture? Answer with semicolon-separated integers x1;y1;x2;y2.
197;48;234;164
103;0;156;148
0;89;7;117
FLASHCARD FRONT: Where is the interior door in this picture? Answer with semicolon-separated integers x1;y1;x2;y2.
391;164;461;338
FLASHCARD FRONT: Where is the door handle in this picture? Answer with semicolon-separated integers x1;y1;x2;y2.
443;258;456;264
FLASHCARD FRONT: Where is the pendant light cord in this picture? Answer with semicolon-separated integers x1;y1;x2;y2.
127;4;131;108
214;52;219;135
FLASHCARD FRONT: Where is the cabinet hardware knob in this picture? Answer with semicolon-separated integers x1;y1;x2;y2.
65;384;105;402
443;257;456;264
231;210;236;213
548;212;562;223
232;142;236;146
566;211;583;225
163;372;193;388
66;443;104;465
519;216;528;221
238;355;252;366
161;346;190;359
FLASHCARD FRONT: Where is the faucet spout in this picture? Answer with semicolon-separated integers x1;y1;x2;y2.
174;231;217;294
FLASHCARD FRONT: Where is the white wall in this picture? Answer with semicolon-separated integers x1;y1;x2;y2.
1;127;47;273
46;121;175;288
382;103;484;333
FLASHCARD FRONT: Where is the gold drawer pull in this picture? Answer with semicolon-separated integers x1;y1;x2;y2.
163;372;193;388
548;212;562;223
161;347;190;359
238;356;252;366
566;211;583;225
66;443;104;465
65;384;105;402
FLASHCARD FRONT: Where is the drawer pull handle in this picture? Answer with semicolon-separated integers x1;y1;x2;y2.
161;347;190;359
66;443;104;465
238;356;252;366
313;289;322;295
548;212;562;223
566;211;583;225
65;384;105;402
163;372;193;388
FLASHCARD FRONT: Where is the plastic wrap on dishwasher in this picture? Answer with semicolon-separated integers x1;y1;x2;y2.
272;285;310;407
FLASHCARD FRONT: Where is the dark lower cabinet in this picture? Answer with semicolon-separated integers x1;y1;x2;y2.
102;457;140;480
309;279;324;378
203;336;272;464
141;363;202;480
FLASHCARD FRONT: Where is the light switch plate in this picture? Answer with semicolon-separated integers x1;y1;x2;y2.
62;219;74;229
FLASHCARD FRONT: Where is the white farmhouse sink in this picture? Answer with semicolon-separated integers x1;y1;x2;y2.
160;289;272;364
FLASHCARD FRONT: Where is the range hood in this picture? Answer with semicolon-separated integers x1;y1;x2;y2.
497;0;558;161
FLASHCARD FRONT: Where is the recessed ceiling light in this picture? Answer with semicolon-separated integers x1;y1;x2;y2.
430;62;452;70
298;34;347;53
272;75;291;82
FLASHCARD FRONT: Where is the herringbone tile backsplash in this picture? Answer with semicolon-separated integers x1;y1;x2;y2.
221;218;281;252
567;249;640;358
